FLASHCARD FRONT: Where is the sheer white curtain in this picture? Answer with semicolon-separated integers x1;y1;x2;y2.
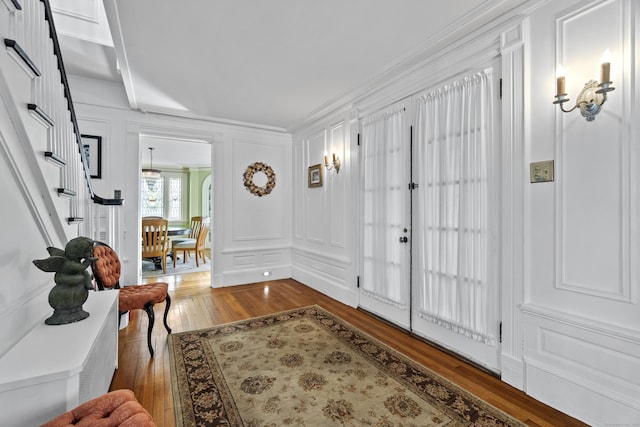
414;69;497;343
362;105;408;307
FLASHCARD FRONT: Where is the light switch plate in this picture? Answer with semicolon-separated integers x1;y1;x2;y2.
530;160;554;183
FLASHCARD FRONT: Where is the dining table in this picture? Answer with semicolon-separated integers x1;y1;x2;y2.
143;225;190;271
168;226;190;237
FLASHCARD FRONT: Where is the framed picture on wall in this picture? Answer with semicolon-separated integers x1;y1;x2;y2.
81;134;102;179
308;164;322;188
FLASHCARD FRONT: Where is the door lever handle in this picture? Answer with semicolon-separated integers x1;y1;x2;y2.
399;236;408;243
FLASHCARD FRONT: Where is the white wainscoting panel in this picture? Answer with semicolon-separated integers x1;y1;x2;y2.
293;142;305;240
305;130;327;243
232;138;288;241
523;304;640;425
221;247;292;286
556;0;632;302
51;0;113;46
499;18;527;390
292;248;357;307
263;251;283;266
328;121;346;248
232;254;256;268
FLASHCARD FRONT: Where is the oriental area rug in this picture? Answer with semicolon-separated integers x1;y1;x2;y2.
168;305;525;427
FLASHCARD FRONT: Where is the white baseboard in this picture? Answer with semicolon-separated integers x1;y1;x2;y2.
291;265;357;308
218;265;291;287
500;353;524;390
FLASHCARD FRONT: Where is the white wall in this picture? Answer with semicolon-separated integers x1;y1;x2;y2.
521;1;640;424
291;109;357;306
292;0;640;425
69;76;293;288
214;130;292;286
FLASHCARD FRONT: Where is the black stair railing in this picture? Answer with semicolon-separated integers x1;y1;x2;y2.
40;0;123;207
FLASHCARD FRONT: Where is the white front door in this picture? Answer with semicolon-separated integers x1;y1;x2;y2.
359;102;411;328
358;65;502;373
410;64;501;372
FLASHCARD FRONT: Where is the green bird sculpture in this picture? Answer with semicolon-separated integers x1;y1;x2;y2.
33;236;96;325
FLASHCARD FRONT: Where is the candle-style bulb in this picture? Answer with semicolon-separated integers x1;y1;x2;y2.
600;48;611;83
324;151;328;165
556;64;566;95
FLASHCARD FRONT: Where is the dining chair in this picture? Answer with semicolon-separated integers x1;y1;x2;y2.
188;216;203;239
92;241;172;357
141;217;169;274
172;217;210;267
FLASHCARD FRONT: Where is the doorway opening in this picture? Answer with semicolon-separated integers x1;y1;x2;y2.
139;135;212;279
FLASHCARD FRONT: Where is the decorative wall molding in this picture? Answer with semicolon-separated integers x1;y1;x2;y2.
292;247;357;307
263;251;283;266
523;303;640;421
525;358;640;425
221;244;291;255
288;1;543;132
222;265;291;288
292;245;351;265
499;17;527;389
51;0;100;23
0;285;47;325
231;138;288;242
293;143;305;240
232;254;255;268
293;249;348;287
521;302;640;342
500;20;524;52
304;129;327;244
328;121;346;248
554;0;634;302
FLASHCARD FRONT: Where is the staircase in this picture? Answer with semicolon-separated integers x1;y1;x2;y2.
1;0;122;244
0;0;122;356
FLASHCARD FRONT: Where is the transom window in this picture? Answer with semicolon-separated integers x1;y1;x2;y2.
141;171;187;222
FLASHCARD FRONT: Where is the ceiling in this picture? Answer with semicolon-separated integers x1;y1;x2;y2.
54;0;527;133
140;136;212;169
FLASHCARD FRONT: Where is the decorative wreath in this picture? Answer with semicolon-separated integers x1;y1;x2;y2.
243;162;276;197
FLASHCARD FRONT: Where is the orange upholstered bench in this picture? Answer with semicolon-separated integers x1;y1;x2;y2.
41;389;156;427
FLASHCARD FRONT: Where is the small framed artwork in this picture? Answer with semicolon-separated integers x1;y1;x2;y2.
308;164;323;188
81;134;102;179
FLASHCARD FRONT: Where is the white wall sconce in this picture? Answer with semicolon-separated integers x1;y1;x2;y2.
324;151;341;174
553;49;615;121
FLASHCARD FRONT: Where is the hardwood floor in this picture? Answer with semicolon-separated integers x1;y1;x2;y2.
111;272;588;426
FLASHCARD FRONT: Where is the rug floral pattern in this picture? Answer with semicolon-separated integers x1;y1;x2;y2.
168;306;525;426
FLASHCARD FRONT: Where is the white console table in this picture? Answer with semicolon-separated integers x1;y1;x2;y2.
0;290;118;427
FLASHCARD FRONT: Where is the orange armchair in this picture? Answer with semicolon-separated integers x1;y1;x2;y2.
92;242;171;357
41;389;156;426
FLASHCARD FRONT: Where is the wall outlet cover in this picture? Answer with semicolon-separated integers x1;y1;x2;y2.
530;160;554;183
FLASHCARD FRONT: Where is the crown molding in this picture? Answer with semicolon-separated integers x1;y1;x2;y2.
288;0;549;133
